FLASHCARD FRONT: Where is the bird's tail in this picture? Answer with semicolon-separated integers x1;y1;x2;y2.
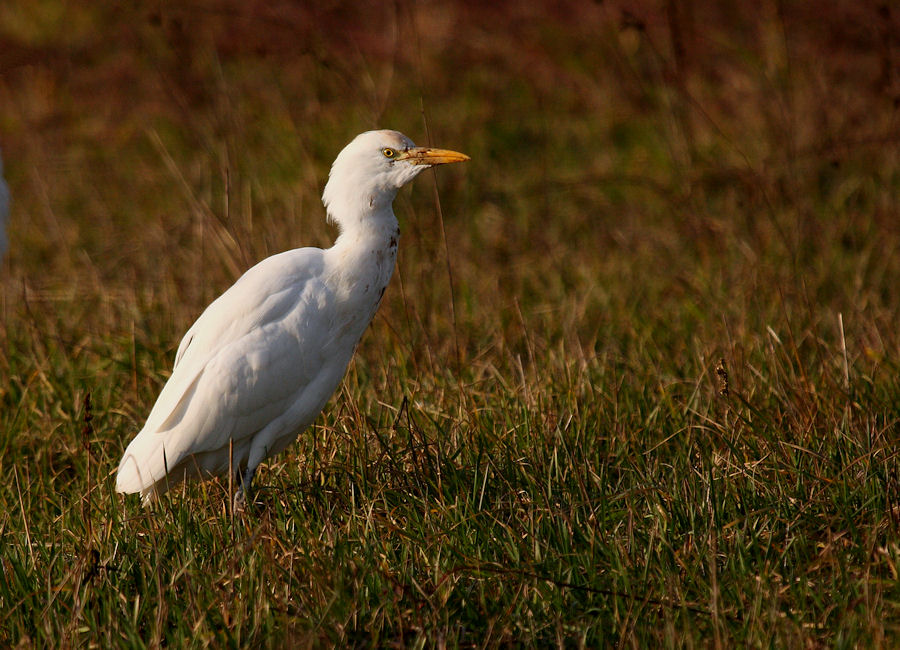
116;431;168;497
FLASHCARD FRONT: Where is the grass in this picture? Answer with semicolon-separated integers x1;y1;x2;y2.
1;0;900;646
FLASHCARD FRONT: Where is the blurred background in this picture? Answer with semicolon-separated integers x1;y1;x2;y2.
1;0;897;352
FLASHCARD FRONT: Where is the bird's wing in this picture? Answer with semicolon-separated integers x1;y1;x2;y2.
172;248;323;370
117;247;340;492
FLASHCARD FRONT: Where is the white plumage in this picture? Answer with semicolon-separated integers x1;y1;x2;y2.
116;130;468;505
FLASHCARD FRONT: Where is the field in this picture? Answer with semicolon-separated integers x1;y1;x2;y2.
1;0;899;646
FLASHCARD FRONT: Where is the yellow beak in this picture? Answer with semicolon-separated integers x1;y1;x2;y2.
396;147;470;166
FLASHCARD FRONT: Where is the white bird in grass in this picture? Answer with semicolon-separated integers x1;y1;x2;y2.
116;130;469;507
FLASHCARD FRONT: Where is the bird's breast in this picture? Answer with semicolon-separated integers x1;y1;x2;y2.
329;238;398;340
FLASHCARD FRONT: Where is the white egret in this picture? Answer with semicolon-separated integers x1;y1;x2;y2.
116;130;469;506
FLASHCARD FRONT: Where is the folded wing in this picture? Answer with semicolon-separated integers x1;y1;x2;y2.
116;248;339;497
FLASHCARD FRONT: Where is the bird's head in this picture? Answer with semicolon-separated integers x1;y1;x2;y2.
322;130;469;232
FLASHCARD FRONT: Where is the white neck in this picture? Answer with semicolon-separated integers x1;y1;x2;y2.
331;205;399;250
326;204;400;307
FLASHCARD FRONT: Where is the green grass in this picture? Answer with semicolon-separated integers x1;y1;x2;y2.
2;0;900;646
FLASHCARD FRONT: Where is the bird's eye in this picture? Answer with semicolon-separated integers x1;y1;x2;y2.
382;148;396;159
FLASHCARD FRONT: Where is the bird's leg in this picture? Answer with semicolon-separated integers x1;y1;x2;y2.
233;465;257;511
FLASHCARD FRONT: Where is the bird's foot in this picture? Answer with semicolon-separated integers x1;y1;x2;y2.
232;488;247;512
233;487;250;513
232;466;257;513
